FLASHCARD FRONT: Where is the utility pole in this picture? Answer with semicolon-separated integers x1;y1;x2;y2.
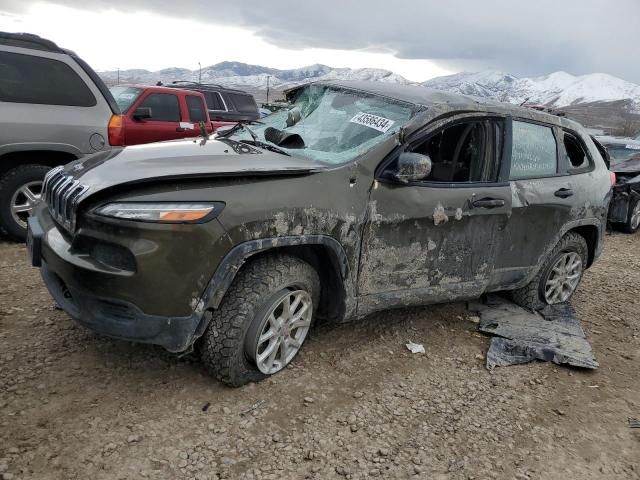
266;75;271;104
198;62;202;84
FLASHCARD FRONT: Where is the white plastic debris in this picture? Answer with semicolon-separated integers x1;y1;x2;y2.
405;342;425;354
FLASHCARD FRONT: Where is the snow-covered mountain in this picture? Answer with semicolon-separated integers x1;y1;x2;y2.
420;71;518;100
99;62;640;111
99;61;410;91
423;71;640;109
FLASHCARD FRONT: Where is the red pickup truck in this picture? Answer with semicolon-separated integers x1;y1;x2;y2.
108;85;214;146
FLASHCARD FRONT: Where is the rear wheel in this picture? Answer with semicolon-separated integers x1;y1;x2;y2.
0;164;50;241
198;254;320;387
512;232;588;310
621;197;640;233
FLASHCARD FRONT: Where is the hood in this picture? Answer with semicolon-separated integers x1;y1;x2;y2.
64;137;327;197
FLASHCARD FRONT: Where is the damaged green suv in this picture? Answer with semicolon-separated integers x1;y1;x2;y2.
28;81;612;386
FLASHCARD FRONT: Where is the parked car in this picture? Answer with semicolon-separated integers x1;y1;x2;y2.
109;85;213;145
0;31;121;241
166;81;259;129
27;81;612;386
595;135;640;161
595;136;640;232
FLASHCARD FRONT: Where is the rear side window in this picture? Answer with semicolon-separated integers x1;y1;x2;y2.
186;95;207;122
510;121;557;179
138;93;180;122
0;51;96;107
227;93;258;114
205;91;226;111
563;132;590;170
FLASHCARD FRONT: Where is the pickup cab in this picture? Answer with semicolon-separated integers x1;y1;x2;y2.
109;85;213;145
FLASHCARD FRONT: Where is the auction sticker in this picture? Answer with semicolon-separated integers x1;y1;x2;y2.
350;112;395;133
625;144;640;150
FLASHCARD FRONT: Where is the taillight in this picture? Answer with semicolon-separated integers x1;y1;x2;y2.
108;115;124;146
610;171;617;187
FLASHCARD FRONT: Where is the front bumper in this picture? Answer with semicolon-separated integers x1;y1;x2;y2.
30;204;231;352
40;261;207;352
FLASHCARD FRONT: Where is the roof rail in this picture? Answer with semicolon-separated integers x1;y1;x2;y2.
0;31;64;53
171;80;225;88
169;80;249;94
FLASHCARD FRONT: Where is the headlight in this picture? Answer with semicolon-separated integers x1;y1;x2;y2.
95;202;220;223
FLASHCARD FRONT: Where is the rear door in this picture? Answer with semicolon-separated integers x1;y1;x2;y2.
0;47;113;154
492;119;575;288
358;115;512;306
184;94;213;135
123;92;183;145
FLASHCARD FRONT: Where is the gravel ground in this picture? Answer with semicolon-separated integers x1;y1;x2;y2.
0;232;639;480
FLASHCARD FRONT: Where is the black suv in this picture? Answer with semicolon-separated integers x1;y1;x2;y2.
167;81;259;123
27;81;612;386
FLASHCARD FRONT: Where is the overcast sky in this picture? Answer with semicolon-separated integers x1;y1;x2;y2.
1;0;639;83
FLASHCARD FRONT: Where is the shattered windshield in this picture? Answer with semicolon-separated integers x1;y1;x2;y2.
607;145;640;161
227;85;416;164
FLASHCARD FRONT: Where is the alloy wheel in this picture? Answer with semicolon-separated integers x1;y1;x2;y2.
247;289;313;375
543;251;583;304
630;201;640;231
10;180;42;229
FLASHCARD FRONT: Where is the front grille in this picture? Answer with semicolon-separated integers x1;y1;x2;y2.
42;166;89;232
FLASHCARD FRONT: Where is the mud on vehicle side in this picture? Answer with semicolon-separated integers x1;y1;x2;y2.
29;80;612;386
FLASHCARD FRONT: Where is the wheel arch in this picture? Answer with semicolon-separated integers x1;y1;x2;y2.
0;149;80;177
569;224;599;268
200;235;357;322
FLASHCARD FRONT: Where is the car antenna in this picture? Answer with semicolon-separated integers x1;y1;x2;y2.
519;97;530;107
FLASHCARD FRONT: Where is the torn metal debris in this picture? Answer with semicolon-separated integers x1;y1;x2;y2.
469;295;598;370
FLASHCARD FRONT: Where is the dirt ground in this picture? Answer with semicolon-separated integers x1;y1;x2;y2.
0;232;639;480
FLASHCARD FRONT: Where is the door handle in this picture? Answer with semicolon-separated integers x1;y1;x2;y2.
472;198;505;209
554;188;574;198
176;127;186;132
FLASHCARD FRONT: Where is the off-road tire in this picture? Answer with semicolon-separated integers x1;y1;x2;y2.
620;197;640;234
0;164;50;241
198;254;320;387
511;232;588;310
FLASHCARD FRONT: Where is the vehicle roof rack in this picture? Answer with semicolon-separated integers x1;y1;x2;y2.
169;80;249;94
0;31;64;53
171;80;225;89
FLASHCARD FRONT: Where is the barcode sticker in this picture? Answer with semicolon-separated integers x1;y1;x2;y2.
350;112;395;133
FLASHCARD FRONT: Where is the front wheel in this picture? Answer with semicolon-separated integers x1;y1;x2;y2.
512;232;588;310
621;197;640;234
198;254;320;387
0;164;50;241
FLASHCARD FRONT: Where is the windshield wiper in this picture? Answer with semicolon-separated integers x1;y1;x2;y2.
215;120;262;142
239;139;291;156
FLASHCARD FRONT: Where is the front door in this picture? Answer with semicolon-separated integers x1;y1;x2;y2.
357;116;512;313
124;92;184;145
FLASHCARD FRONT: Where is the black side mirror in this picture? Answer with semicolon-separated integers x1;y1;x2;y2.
393;152;432;183
133;107;152;120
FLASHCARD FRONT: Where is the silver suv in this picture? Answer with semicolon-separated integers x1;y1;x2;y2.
0;32;119;240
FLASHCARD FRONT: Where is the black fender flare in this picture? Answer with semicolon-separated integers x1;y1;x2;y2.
197;235;356;318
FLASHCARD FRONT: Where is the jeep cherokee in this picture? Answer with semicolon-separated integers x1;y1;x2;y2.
27;81;612;386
